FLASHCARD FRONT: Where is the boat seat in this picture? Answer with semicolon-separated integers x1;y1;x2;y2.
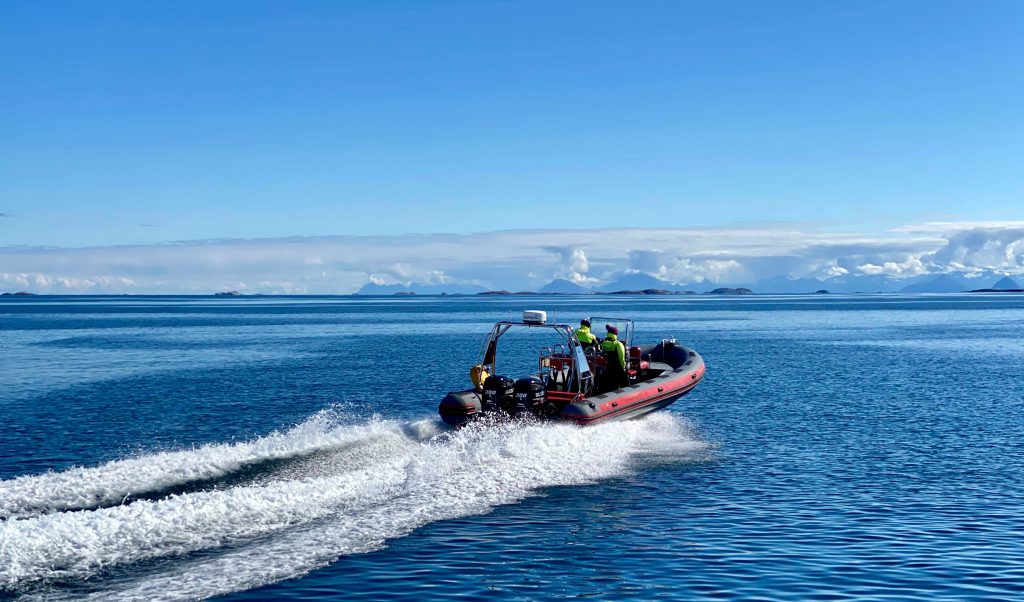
547;367;571;391
628;361;652;380
645;361;675;374
549;355;573;371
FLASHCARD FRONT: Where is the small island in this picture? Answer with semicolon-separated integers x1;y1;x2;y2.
214;291;242;296
1;291;37;296
705;287;754;295
968;288;1024;293
608;289;696;295
967;275;1022;293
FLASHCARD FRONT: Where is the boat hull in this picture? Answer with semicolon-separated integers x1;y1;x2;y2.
438;344;705;427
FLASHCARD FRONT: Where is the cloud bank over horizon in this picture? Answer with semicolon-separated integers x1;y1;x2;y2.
3;221;1024;294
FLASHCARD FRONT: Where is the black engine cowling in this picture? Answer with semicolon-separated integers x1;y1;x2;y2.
482;375;516;413
512;377;546;416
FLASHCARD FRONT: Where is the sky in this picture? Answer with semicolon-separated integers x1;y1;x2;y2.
2;0;1023;293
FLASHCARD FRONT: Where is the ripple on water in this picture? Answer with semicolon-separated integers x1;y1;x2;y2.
2;295;1024;600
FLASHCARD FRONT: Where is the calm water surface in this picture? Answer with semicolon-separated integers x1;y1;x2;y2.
1;294;1023;600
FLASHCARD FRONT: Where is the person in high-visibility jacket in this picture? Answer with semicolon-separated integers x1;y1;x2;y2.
600;324;628;389
470;364;490;391
575;319;597;348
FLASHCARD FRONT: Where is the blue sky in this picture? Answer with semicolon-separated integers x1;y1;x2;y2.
2;1;1023;292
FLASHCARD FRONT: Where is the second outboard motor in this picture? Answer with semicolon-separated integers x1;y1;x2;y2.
482;375;516;413
513;377;546;416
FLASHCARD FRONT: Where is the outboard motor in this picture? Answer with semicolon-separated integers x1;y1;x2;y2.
482;375;516;413
513;377;546;416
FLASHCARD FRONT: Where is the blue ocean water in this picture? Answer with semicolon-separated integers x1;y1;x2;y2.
2;294;1024;600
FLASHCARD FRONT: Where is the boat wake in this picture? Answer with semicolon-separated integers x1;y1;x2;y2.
0;410;709;601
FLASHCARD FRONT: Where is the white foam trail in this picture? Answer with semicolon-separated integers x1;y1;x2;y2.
1;412;708;600
0;410;426;519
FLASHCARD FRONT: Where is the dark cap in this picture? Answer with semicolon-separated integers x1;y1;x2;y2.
581;319;591;327
605;324;619;335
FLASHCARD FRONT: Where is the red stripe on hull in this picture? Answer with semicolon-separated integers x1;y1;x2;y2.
564;368;704;425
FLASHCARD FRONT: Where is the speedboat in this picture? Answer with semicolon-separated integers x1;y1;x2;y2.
438;310;705;426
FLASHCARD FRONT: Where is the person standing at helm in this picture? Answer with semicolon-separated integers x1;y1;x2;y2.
575;319;597;348
601;324;628;389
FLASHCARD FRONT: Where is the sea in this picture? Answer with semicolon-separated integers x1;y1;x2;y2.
1;294;1023;601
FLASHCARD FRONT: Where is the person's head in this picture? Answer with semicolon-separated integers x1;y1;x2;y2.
581;319;591;328
605;324;619;337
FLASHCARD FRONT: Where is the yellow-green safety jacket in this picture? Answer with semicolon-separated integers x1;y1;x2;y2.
601;334;626;369
575;325;597;345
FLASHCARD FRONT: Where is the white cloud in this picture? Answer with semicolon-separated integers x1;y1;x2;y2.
2;221;1023;294
423;270;452;285
922;227;1024;273
855;257;926;277
1;272;137;293
627;250;664;273
661;258;746;284
543;246;594;283
823;265;849;278
891;221;1024;234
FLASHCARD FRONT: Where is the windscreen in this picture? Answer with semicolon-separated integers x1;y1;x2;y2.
588;317;633;347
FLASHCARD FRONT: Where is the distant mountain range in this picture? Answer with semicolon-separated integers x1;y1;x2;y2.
899;274;970;293
750;273;906;293
754;275;833;294
533;273;693;294
537;278;590;294
749;272;1010;294
892;273;1024;293
991;275;1021;290
355;282;487;295
598;272;690;293
354;272;1021;296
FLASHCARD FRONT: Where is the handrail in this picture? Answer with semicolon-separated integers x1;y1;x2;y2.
474;319;591;398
